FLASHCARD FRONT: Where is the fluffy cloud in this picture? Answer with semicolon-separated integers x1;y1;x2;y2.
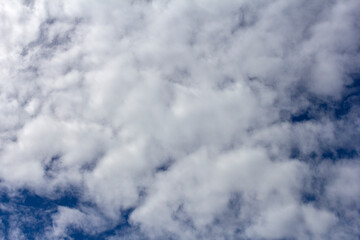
0;0;359;239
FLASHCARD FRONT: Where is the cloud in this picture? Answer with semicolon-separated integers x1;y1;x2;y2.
0;0;359;239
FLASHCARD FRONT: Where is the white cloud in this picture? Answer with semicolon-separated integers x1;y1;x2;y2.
0;0;359;239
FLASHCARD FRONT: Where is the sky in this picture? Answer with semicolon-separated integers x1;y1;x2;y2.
0;0;360;239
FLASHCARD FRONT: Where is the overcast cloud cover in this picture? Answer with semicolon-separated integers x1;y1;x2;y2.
0;0;360;239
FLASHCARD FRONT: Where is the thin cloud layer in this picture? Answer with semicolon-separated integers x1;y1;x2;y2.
0;0;359;239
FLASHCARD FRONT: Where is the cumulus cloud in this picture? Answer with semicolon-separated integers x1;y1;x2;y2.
0;0;359;239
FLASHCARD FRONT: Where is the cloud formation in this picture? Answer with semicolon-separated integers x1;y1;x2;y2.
0;0;360;239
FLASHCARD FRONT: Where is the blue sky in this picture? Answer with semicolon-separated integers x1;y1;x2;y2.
0;0;360;239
